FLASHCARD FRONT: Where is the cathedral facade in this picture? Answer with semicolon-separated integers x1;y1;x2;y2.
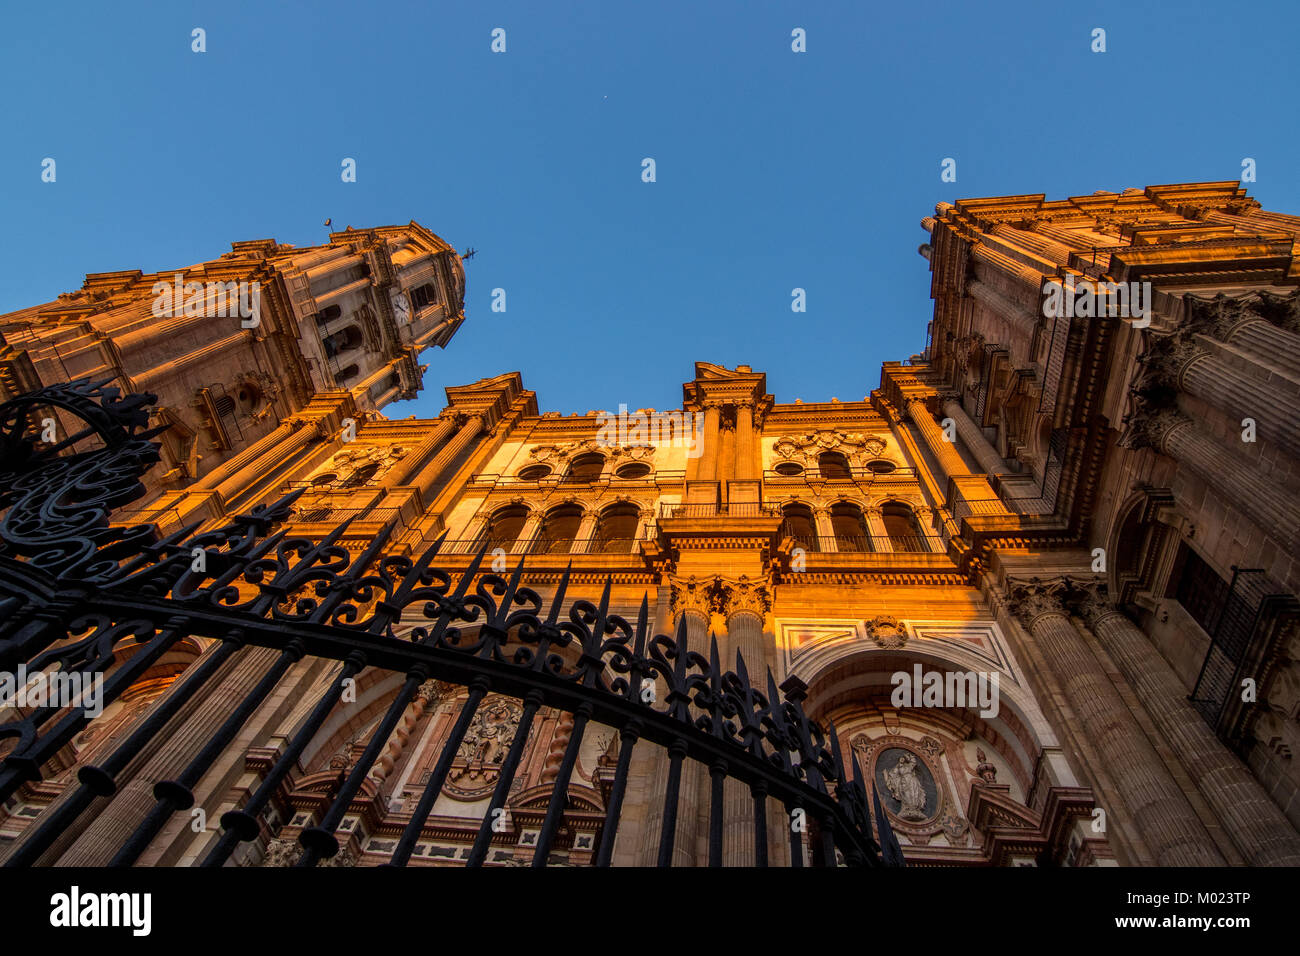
1;181;1299;867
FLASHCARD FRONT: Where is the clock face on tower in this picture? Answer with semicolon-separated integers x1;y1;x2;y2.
392;291;412;322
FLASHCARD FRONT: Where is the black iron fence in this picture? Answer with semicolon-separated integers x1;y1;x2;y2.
0;381;898;868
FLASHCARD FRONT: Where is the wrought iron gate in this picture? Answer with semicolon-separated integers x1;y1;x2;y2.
0;381;898;867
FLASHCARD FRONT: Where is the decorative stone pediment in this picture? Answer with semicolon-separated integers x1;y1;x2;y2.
529;440;654;462
311;444;409;486
772;430;888;467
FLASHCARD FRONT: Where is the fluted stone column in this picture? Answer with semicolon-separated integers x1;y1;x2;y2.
990;223;1072;266
1006;577;1224;866
510;511;544;555
906;396;970;480
411;413;484;500
717;406;736;485
458;509;491;551
54;645;283;865
569;510;599;554
690;404;723;481
718;578;769;865
942;397;1006;476
734;405;758;480
1187;296;1300;381
380;414;458;488
1146;337;1300;459
193;420;302;490
133;332;252;393
637;579;711;866
967;280;1039;340
1074;584;1300;866
1123;406;1300;548
216;419;320;504
971;243;1049;306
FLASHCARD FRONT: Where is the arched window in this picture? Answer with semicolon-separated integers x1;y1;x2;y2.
517;464;551;481
594;503;639;553
322;323;363;358
341;462;380;488
410;283;437;310
782;503;819;552
818;452;852;479
830;503;869;552
882;503;924;552
533;505;585;554
478;505;529;552
235;383;264;416
563;454;605;483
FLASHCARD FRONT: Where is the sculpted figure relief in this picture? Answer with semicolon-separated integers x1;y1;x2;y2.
883;751;929;821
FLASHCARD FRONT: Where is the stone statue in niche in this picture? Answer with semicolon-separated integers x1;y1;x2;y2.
974;747;999;784
882;751;929;821
454;696;520;778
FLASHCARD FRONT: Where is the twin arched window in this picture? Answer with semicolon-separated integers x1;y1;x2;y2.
881;503;925;552
778;500;927;553
476;501;641;555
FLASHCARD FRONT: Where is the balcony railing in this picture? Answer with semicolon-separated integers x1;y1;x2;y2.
763;466;920;483
776;526;941;554
658;502;782;519
432;536;643;556
467;469;687;489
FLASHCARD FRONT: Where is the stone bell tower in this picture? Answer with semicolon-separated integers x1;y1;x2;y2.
0;222;466;506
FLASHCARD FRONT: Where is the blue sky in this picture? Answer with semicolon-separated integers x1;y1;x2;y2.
4;0;1298;417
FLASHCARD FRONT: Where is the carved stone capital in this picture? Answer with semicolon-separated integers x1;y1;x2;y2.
1004;576;1070;631
717;575;771;623
1119;399;1191;453
1184;294;1261;342
1134;333;1207;392
670;575;715;622
1067;580;1125;630
1255;289;1300;336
